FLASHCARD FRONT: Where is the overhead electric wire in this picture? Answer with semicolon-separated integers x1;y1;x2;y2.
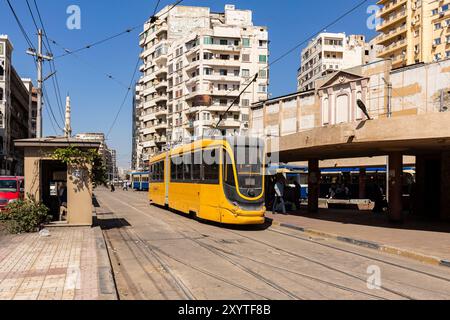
47;37;131;89
5;0;35;50
106;0;184;138
204;0;371;104
32;0;66;125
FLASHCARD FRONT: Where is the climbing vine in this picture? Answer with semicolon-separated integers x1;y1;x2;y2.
51;146;108;188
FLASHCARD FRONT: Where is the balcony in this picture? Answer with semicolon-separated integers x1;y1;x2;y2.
377;38;407;57
203;44;242;53
203;59;241;67
376;9;407;32
155;135;167;144
155;122;168;130
154;95;168;104
217;119;241;128
376;24;407;45
154;108;167;117
142;86;156;97
377;0;407;18
155;80;168;90
203;75;241;83
207;105;240;113
212;89;240;97
155;66;168;77
142;114;156;122
142;140;156;148
141;127;155;135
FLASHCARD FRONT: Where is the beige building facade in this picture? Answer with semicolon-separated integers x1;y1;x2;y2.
297;33;375;92
376;0;450;68
135;4;269;164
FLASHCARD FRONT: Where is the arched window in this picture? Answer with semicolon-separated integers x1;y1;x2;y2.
336;94;350;124
322;96;329;125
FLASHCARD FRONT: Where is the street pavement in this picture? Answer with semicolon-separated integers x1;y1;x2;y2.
95;189;450;300
0;227;106;300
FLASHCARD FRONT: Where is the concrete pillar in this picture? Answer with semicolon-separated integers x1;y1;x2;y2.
413;155;426;217
441;152;450;221
359;168;366;199
308;159;320;213
388;152;403;222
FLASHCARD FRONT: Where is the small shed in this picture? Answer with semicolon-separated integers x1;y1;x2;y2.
14;137;101;226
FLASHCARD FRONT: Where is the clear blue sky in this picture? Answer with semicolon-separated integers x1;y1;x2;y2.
0;0;376;168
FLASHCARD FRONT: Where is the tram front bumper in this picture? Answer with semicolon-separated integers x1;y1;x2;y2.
220;206;266;225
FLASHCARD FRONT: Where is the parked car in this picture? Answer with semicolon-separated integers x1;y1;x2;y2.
0;176;25;210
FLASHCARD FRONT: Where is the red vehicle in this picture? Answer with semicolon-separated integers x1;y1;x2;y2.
0;177;25;210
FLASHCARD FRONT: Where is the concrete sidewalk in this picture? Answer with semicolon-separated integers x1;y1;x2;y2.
266;210;450;267
0;226;117;300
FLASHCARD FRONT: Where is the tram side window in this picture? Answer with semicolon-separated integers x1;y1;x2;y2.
224;151;236;187
170;157;177;181
193;151;202;181
203;148;219;184
183;153;192;180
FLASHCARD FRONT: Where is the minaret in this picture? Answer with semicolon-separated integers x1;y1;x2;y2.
64;94;72;138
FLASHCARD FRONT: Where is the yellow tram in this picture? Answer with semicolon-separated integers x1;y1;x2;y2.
148;137;266;225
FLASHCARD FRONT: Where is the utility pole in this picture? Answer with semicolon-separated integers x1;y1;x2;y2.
26;29;53;138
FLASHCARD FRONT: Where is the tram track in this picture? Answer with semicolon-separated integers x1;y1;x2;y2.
99;190;450;300
107;192;398;299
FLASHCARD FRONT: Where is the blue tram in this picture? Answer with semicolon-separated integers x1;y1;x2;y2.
131;171;149;191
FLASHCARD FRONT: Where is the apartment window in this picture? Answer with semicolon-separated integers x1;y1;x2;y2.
432;9;439;15
220;69;228;76
447;36;450;44
443;4;449;12
204;36;213;45
435;53;442;61
259;55;267;63
258;84;267;93
234;55;240;60
259;40;267;47
232;84;240;91
204;68;213;75
259;69;267;79
242;54;250;62
234;69;240;76
234;40;240;46
219;54;230;60
242;69;250;77
219;99;227;106
241;99;250;107
435;23;442;30
204;52;213;60
220;39;228;46
242;38;250;47
434;38;442;45
446;51;450;58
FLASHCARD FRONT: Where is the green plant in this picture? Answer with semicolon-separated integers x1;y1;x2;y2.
0;199;51;234
52;146;108;188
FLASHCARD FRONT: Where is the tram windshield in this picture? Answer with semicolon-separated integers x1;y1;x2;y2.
225;137;264;199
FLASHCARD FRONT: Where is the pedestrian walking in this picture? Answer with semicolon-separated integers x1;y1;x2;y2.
272;174;287;215
110;183;115;192
123;181;128;191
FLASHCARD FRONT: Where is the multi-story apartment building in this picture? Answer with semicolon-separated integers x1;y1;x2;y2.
375;0;450;68
0;35;34;175
297;33;371;92
22;79;37;138
75;133;117;182
135;4;269;161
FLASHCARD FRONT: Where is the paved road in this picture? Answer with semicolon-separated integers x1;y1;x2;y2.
94;189;450;300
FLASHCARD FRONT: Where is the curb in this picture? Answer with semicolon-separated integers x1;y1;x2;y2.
93;226;118;300
267;218;450;268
